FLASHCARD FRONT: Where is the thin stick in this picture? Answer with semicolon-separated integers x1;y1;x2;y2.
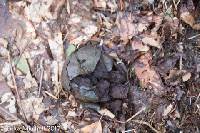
7;52;27;121
38;58;44;97
195;93;200;105
117;106;146;124
44;91;58;99
124;128;136;133
38;68;44;97
188;34;200;40
8;53;20;101
115;107;160;133
126;106;146;123
179;56;182;70
132;120;161;133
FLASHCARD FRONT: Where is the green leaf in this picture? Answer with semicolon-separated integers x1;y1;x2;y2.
66;44;76;57
14;57;30;74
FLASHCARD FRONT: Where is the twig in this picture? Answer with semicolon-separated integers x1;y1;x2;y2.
131;120;161;133
7;52;27;122
44;91;58;99
172;0;180;10
8;53;20;101
126;106;146;123
188;34;200;40
38;58;44;97
117;106;146;124
124;128;136;133
195;93;200;105
38;68;44;97
115;107;160;133
179;55;183;70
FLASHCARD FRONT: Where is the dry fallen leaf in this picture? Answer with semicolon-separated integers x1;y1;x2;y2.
182;72;191;82
162;16;180;38
25;0;65;23
116;13;138;42
163;104;173;117
98;108;115;119
132;39;149;52
0;38;9;57
93;0;107;9
141;33;162;48
66;1;98;45
116;12;163;44
134;52;164;95
20;97;46;121
75;121;102;133
180;5;200;30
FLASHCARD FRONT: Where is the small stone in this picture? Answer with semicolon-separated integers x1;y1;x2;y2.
76;45;101;73
71;83;99;102
102;54;113;72
67;54;81;80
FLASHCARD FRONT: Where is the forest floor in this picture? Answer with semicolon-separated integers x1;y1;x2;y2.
0;0;200;132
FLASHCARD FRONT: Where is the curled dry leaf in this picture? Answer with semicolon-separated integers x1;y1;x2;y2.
134;52;164;95
141;33;162;48
75;121;102;133
98;108;115;119
132;39;149;52
180;5;200;30
163;104;173;117
182;72;191;82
